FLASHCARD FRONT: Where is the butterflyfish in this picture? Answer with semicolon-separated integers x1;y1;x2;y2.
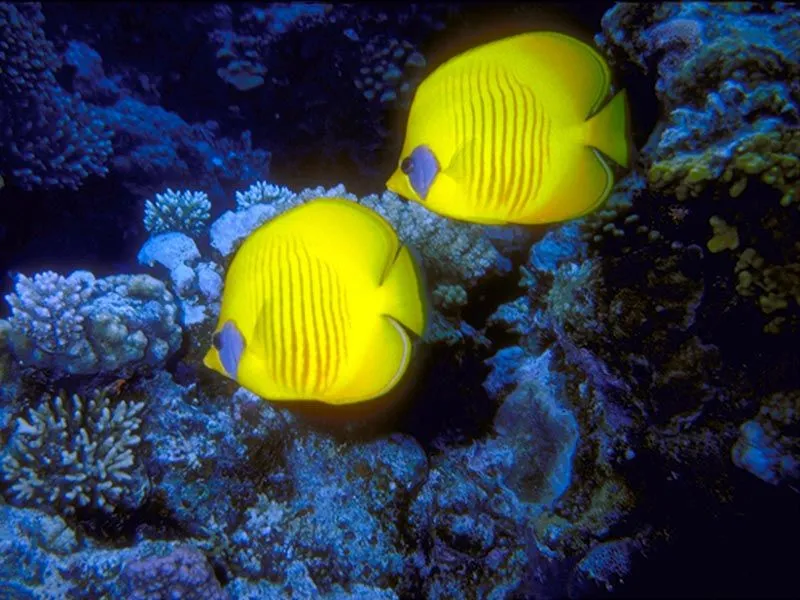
386;31;632;226
203;197;428;405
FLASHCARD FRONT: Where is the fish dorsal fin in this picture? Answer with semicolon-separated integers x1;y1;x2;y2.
502;32;611;120
285;198;400;288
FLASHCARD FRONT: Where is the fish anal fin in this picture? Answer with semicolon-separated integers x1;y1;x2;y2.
332;317;413;405
525;146;614;224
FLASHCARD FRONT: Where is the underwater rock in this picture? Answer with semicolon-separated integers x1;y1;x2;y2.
494;351;579;506
732;391;800;487
138;232;223;328
122;544;228;600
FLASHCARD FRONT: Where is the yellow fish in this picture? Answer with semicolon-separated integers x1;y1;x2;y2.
386;31;632;226
203;197;428;405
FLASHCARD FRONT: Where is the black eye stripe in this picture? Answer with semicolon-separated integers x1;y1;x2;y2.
212;331;222;349
401;157;413;174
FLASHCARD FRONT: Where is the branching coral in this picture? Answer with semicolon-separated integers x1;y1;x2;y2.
143;188;212;236
1;390;147;515
3;270;182;375
234;180;294;210
360;190;506;286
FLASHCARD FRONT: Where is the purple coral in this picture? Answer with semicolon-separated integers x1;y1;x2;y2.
122;545;228;600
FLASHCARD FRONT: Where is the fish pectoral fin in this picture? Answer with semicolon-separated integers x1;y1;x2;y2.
444;138;480;181
248;299;276;358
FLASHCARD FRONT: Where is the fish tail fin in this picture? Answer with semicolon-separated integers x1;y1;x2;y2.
583;89;631;169
378;244;428;338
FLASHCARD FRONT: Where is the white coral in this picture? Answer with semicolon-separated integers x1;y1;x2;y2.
360;190;503;285
1;391;146;514
235;180;295;210
4;271;97;371
144;188;211;236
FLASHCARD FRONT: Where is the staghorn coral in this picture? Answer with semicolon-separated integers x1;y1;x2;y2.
143;188;212;236
1;390;147;515
3;270;182;375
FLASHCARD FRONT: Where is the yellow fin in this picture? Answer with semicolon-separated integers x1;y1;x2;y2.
444;138;478;183
527;146;615;223
378;244;428;337
299;198;401;285
337;316;413;404
584;89;631;168
504;32;612;120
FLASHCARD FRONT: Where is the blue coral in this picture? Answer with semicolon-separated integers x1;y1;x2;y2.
0;2;113;190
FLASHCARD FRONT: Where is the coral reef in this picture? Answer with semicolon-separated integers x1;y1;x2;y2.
138;232;223;329
122;544;228;600
234;180;294;210
143;188;212;237
360;190;510;287
1;390;148;515
0;2;113;190
594;2;800;335
1;3;798;599
2;270;182;376
732;391;800;487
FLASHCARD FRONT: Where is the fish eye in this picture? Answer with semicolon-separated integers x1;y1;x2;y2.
400;157;414;174
212;331;222;350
